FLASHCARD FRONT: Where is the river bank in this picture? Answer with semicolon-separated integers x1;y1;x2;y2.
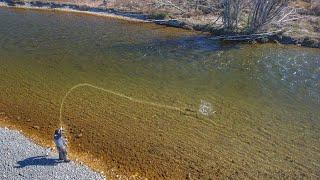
1;0;319;48
0;125;104;180
0;114;133;179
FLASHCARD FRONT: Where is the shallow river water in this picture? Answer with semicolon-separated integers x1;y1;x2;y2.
0;7;319;179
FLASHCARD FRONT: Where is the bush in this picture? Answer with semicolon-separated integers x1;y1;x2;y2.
248;0;288;32
222;0;245;32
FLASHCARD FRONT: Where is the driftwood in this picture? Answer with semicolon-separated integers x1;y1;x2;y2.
210;30;283;41
146;19;178;22
275;7;301;24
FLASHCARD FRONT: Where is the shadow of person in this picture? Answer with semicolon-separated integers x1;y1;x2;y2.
15;155;61;168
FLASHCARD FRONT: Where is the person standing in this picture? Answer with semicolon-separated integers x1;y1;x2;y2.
53;128;69;162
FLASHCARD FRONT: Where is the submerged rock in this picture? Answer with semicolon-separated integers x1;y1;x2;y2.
75;133;83;138
32;126;40;130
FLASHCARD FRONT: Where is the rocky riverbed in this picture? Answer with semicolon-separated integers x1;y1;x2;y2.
0;127;104;180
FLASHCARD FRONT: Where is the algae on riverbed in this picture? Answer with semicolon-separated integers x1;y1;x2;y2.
0;7;319;179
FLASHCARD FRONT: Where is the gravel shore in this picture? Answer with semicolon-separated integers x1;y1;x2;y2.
0;127;104;180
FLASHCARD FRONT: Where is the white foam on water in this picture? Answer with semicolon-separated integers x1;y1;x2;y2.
199;100;215;116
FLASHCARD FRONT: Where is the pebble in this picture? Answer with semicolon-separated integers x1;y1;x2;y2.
76;133;83;138
0;127;104;180
32;126;40;130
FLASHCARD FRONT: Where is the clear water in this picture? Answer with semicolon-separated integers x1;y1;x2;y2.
0;7;319;179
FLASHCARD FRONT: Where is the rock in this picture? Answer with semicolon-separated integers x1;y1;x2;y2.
273;39;281;44
187;173;192;180
250;40;257;44
260;37;269;43
302;37;317;47
5;0;16;6
155;19;187;28
32;126;40;130
183;24;193;30
75;133;83;138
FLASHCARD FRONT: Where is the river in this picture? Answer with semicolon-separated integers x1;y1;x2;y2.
0;7;319;179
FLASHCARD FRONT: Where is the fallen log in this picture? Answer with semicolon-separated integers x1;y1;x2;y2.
210;30;283;41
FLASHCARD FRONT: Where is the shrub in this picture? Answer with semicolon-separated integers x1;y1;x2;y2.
247;0;288;32
222;0;245;32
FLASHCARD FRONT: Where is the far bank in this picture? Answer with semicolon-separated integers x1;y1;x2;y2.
1;0;319;48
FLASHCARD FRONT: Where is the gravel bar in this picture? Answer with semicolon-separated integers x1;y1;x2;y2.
0;127;104;180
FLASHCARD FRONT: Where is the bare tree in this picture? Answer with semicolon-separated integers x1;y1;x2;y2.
248;0;288;32
222;0;245;32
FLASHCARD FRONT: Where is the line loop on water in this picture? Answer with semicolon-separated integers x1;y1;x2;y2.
59;83;183;126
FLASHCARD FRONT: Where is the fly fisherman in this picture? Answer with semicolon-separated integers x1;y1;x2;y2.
54;128;69;162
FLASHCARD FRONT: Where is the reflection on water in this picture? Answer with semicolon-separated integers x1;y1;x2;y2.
260;50;320;104
0;7;320;179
